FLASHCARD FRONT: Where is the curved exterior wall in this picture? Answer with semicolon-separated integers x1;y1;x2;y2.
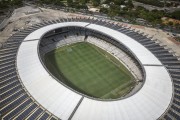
16;22;173;120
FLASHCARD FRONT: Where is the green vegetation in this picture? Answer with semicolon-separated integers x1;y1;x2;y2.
169;10;180;20
91;0;100;7
0;0;179;31
100;4;180;29
45;42;135;99
37;0;65;6
134;0;177;7
34;0;180;28
0;0;23;10
134;0;164;7
38;0;88;9
175;37;180;42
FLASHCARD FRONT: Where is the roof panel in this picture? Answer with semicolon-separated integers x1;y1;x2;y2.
72;66;173;120
17;40;82;120
24;22;89;41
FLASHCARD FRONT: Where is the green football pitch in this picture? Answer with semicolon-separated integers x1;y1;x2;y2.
45;42;135;99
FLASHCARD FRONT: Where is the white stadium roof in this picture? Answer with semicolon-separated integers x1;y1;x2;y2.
24;22;89;41
17;22;173;120
72;66;172;120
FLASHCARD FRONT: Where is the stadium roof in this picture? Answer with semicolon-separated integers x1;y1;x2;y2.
24;22;89;41
17;22;173;120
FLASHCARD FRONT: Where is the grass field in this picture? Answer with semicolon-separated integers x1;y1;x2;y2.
45;42;135;99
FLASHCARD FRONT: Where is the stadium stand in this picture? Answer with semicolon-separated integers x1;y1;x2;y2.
0;17;179;120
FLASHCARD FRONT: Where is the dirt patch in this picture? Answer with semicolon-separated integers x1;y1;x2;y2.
131;25;145;29
168;37;180;45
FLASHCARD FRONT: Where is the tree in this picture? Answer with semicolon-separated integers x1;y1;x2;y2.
67;0;73;6
174;22;180;28
91;0;100;7
79;0;88;4
0;0;9;9
54;0;64;6
170;10;180;20
11;0;23;6
114;0;124;5
126;0;133;8
0;0;23;10
108;4;120;18
100;7;108;14
168;21;173;26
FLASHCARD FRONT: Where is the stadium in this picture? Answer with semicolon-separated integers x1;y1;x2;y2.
0;17;180;120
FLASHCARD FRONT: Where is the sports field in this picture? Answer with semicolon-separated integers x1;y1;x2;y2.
45;42;135;99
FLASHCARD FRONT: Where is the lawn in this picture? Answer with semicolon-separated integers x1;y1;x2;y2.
45;42;135;99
